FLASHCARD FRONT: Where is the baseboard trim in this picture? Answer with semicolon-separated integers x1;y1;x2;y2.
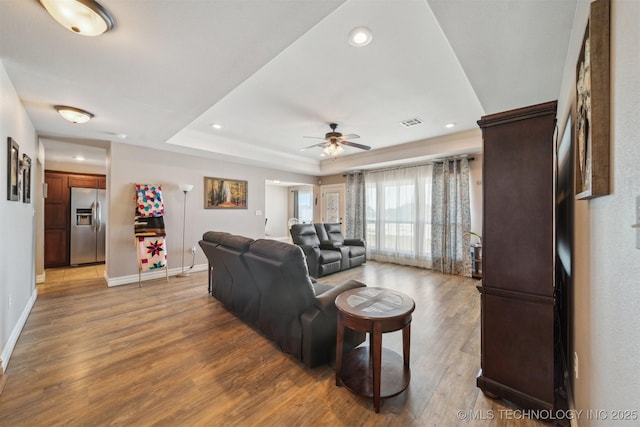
1;287;38;374
105;263;208;287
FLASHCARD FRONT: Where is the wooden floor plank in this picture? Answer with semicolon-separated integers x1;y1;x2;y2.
0;261;546;426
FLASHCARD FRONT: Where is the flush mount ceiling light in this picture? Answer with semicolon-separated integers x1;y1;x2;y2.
348;26;373;47
445;123;457;128
54;105;94;123
39;0;114;36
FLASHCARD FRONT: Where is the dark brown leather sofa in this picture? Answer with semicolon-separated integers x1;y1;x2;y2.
199;231;365;368
290;223;366;278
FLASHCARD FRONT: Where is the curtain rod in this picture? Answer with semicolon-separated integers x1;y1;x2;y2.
343;155;475;176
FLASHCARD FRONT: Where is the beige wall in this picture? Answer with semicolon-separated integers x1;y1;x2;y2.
0;60;38;373
106;142;317;283
556;1;640;424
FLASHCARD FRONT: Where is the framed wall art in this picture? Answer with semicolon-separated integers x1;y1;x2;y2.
204;176;247;209
575;0;610;200
22;154;32;203
7;137;19;201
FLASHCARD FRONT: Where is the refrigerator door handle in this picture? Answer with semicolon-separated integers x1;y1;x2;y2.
96;200;102;232
91;201;97;232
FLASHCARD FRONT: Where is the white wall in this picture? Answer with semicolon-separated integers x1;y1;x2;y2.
265;184;288;238
556;1;640;424
106;142;317;283
0;60;38;373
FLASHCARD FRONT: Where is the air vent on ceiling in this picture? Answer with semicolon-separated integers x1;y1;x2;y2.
400;117;423;128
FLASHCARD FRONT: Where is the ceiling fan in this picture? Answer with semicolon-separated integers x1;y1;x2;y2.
301;123;371;156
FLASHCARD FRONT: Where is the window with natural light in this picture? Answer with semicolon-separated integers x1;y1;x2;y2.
365;165;433;268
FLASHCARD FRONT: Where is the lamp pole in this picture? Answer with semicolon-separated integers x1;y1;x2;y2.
177;184;193;277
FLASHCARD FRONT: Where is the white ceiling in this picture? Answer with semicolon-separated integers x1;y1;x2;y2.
0;0;576;176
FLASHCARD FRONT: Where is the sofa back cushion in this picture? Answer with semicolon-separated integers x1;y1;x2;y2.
212;235;260;324
323;223;345;243
202;231;230;244
290;223;320;246
314;223;329;241
244;239;316;357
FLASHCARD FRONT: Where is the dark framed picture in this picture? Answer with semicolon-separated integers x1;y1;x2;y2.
575;0;610;200
204;176;247;209
7;137;19;201
22;154;32;203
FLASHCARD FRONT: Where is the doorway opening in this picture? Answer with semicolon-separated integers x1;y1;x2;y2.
264;180;315;241
40;138;109;283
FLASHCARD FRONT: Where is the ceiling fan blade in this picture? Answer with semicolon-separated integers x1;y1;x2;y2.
340;134;360;140
341;140;371;150
303;136;326;140
300;142;327;151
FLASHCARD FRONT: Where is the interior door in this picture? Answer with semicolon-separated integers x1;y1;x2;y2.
320;184;345;233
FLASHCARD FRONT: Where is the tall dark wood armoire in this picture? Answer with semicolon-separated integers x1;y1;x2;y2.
476;101;560;410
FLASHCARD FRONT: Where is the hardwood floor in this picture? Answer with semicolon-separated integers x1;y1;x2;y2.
0;262;546;426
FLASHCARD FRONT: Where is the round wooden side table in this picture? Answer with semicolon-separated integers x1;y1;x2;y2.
335;287;415;413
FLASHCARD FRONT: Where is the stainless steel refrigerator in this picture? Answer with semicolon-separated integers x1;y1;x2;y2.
70;187;107;265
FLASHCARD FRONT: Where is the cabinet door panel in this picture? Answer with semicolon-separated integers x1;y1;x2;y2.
46;174;66;201
482;292;554;404
482;115;555;297
45;229;68;267
45;204;66;229
69;176;98;188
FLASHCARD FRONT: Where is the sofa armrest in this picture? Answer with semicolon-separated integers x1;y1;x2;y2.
298;244;321;278
314;279;366;311
320;240;343;250
301;279;367;367
343;238;365;247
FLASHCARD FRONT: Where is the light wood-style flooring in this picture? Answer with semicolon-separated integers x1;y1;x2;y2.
0;262;546;426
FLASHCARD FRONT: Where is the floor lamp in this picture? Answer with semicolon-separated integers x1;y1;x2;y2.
177;184;194;278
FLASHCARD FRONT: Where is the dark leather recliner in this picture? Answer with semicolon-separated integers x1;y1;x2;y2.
316;223;366;269
290;223;366;277
289;223;342;278
199;232;366;368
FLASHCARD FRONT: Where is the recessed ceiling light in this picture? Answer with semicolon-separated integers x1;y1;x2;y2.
445;123;456;128
39;0;114;36
73;156;85;161
348;26;373;47
54;105;94;123
211;123;222;129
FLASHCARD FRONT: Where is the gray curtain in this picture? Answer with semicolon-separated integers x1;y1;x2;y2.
345;172;365;239
431;158;471;276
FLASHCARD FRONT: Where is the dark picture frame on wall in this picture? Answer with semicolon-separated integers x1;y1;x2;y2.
204;176;247;209
22;154;32;203
7;137;19;201
575;0;610;200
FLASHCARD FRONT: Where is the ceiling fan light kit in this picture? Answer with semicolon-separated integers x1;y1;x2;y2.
54;105;94;123
302;123;371;157
39;0;114;36
323;143;344;157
